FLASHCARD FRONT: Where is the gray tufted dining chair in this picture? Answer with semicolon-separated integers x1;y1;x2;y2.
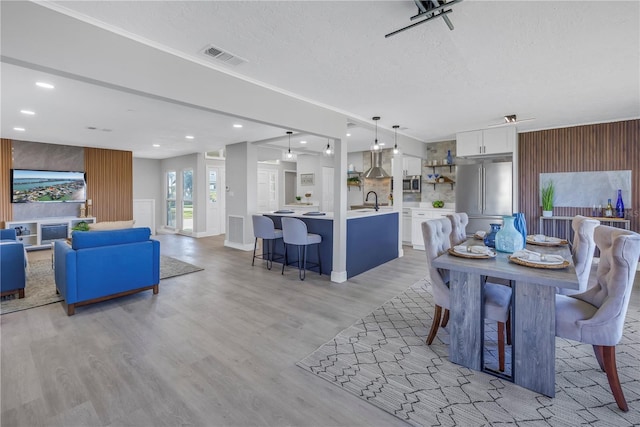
558;215;600;295
422;218;512;371
555;225;640;412
446;212;469;247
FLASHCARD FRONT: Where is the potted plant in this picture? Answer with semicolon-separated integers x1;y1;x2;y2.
72;221;90;231
541;180;554;217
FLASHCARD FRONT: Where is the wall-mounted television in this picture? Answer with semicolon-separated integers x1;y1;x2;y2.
11;169;86;203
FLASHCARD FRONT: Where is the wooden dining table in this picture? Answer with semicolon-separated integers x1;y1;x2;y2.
432;239;579;397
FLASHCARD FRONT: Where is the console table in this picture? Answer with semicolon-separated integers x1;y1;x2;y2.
5;217;95;250
539;215;630;242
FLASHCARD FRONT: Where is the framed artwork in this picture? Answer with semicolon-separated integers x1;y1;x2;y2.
300;173;314;186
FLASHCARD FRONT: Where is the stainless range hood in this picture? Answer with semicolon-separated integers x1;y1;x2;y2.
363;151;390;179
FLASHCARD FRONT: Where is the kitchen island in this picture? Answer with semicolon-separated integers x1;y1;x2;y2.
264;209;398;279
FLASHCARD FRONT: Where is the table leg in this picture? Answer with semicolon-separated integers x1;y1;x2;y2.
513;281;556;397
449;271;483;371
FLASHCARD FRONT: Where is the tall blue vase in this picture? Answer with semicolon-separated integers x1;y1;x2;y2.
513;213;527;246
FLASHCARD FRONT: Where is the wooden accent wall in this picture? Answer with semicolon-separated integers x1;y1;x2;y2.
0;139;12;227
519;119;640;234
84;148;133;222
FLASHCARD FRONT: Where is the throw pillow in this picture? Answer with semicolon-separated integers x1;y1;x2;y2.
88;220;135;231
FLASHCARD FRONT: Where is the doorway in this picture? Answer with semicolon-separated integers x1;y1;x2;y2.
284;170;297;204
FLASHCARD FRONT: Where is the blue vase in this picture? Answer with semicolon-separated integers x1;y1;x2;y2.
484;223;501;248
495;216;524;253
513;213;527;246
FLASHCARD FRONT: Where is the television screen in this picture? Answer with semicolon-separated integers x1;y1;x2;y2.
11;169;86;203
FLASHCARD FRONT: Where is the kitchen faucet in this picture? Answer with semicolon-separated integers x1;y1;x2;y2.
365;191;379;211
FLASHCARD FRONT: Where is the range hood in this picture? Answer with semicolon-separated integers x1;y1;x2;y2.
363;151;390;179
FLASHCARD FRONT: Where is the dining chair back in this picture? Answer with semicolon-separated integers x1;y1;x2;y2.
559;215;600;295
281;217;322;280
555;225;640;411
251;215;283;270
422;217;512;371
446;212;469;247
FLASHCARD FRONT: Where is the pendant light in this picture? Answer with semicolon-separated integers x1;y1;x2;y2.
324;139;332;155
372;116;381;151
286;131;293;159
392;125;400;155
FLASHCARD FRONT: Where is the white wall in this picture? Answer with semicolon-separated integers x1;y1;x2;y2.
296;154;334;208
225;141;257;249
133;158;162;232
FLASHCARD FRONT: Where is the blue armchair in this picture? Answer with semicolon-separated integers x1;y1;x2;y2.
1;229;26;299
54;227;160;315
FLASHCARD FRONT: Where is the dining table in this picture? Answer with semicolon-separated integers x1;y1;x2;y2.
432;238;579;397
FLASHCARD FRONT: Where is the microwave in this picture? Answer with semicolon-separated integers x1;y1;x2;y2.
403;176;421;193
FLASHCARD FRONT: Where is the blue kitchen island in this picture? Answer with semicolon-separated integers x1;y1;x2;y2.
264;210;399;279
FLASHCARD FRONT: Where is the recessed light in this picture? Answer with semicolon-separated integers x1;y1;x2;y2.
300;140;307;144
36;82;54;89
20;110;35;115
233;124;243;128
13;127;26;132
153;144;160;147
346;133;351;137
185;135;195;140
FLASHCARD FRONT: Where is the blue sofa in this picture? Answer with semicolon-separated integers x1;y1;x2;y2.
1;229;26;299
54;227;160;315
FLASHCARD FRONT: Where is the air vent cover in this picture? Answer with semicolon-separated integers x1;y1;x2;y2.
203;45;247;66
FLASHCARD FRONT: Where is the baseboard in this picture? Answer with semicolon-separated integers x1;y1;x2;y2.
331;270;347;283
224;240;254;251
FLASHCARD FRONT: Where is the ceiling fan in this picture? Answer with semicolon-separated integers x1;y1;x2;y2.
487;114;536;128
385;0;463;38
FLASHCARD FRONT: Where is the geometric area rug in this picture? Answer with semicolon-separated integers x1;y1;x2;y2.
1;255;203;315
297;278;640;426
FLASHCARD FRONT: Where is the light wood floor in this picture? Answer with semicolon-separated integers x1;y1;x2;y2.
1;235;428;427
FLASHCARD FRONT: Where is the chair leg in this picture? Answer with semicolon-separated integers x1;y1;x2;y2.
281;244;288;275
317;243;322;276
498;321;505;372
506;313;512;346
427;305;443;345
441;309;450;327
252;237;258;266
593;345;605;372
266;239;273;270
299;245;306;281
600;345;628;412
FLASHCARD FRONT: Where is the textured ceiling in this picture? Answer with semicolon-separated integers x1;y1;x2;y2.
2;1;639;158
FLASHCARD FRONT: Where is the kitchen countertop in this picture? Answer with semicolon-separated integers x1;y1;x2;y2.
262;209;398;220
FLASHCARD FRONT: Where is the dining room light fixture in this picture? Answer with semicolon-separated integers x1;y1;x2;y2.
372;116;381;151
504;114;517;123
286;131;293;159
393;125;400;155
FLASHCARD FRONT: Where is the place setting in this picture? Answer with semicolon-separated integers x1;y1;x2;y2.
508;248;569;269
526;234;568;246
448;244;496;259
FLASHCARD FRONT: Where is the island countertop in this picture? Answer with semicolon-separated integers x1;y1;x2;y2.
262;208;397;220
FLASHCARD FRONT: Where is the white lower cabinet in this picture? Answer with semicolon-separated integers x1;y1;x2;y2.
411;209;454;250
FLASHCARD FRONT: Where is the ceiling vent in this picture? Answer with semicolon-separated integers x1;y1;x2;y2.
203;45;247;66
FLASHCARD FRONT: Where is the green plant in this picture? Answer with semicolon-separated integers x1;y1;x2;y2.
541;180;555;211
295;196;302;201
72;221;90;231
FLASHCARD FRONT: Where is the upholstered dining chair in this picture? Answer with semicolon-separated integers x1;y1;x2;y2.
555;225;640;412
558;215;600;295
422;218;512;371
446;212;469;247
281;217;322;281
251;215;283;270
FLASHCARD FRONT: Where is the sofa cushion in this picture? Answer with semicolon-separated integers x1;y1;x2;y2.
72;227;151;250
88;220;135;231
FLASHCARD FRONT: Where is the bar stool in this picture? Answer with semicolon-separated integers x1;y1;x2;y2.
251;215;283;270
281;217;322;280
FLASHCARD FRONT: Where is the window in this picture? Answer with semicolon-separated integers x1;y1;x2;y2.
182;169;193;232
166;171;176;228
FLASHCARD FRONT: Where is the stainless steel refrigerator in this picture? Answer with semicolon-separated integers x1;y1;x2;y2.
455;161;513;234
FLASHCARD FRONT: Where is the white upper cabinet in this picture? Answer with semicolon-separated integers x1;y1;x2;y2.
403;157;422;176
456;127;516;157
